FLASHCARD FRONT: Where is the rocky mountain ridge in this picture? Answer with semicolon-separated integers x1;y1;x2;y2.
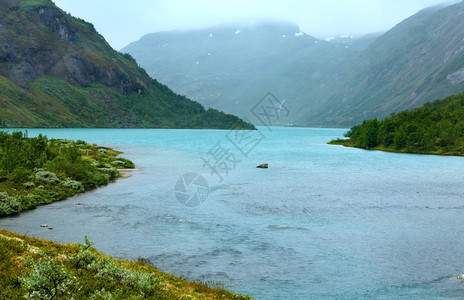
0;0;254;129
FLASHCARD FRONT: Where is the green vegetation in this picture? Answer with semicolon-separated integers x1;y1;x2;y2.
0;230;251;299
0;75;254;129
329;92;464;155
0;0;255;130
0;131;134;216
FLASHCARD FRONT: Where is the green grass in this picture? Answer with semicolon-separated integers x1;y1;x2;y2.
0;230;252;299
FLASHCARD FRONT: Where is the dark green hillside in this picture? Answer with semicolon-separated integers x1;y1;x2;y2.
0;0;254;129
329;91;464;156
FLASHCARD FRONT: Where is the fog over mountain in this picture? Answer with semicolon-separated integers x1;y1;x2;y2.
54;0;460;50
122;1;464;126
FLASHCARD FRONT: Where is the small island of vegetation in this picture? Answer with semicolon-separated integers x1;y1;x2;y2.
329;91;464;156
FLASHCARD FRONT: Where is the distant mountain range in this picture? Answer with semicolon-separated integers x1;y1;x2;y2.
0;0;254;129
123;1;464;127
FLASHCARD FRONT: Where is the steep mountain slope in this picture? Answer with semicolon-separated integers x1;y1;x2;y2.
123;21;374;125
315;2;464;126
0;0;253;129
123;2;464;127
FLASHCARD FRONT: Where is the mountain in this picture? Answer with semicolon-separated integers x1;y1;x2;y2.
0;0;254;129
315;2;464;126
122;21;377;126
123;2;464;127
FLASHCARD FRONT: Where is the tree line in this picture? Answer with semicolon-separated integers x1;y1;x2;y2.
330;91;464;156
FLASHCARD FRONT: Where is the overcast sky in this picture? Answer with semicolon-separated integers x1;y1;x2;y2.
54;0;460;50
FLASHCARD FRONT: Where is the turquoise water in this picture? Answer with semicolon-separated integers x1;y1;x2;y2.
1;127;464;299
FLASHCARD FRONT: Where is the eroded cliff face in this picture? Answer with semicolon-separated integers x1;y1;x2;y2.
0;0;148;95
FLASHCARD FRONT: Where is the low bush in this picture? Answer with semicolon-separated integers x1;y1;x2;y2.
110;157;135;168
61;178;84;192
0;192;21;216
35;170;60;184
21;253;80;300
0;231;252;299
0;131;135;215
98;167;119;179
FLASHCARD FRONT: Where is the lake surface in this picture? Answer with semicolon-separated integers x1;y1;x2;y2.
1;127;464;299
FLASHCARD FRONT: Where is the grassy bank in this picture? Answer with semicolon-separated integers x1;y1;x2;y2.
0;230;251;299
0;131;134;216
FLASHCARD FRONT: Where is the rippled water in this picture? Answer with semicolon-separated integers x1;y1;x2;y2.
1;127;464;299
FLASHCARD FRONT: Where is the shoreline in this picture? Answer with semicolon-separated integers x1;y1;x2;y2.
0;131;138;217
117;168;142;179
0;229;251;299
0;132;251;298
329;140;464;157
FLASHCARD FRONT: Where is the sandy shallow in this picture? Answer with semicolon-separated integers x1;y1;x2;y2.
117;168;142;179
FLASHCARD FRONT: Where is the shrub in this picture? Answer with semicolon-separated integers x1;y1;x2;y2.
68;240;163;298
23;182;35;189
89;289;116;300
61;178;84;192
84;172;110;188
21;194;43;209
68;237;97;269
34;190;61;204
110;158;135;168
21;253;79;300
7;166;32;183
98;148;108;154
34;170;59;184
75;140;87;146
0;192;21;216
98;168;119;179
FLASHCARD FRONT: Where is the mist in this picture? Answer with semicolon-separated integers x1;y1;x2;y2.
54;0;461;50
